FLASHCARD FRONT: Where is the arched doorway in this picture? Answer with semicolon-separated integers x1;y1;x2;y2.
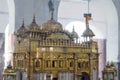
53;77;58;80
81;72;90;80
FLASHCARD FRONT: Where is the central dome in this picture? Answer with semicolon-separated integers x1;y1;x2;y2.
41;19;63;31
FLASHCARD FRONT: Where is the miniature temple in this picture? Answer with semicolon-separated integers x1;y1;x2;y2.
2;14;99;80
102;62;117;80
2;0;99;80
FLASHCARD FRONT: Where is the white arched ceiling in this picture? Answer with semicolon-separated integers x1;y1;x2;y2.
0;0;9;33
58;0;118;62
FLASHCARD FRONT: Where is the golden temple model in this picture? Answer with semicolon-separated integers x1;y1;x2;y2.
3;13;99;80
2;1;99;79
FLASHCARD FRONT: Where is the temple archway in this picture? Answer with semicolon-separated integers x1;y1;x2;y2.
81;72;90;80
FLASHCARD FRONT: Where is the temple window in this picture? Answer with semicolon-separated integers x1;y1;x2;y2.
59;61;62;68
85;62;89;68
36;60;40;67
78;63;81;68
70;61;73;67
52;61;55;67
46;61;49;67
18;60;23;68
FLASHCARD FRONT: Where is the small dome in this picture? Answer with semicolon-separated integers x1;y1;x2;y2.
28;16;40;30
82;28;95;37
71;31;79;38
17;20;27;35
41;19;63;31
71;26;79;38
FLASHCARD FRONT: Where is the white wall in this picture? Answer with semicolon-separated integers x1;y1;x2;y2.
0;0;9;33
58;0;118;62
105;0;118;62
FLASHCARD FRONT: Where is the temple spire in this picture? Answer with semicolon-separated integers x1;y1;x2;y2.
48;0;54;20
32;14;36;23
72;25;75;32
22;19;25;27
82;0;95;39
88;0;90;13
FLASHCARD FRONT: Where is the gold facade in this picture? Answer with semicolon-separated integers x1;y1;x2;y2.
102;63;117;80
8;14;99;80
1;0;100;79
3;64;16;80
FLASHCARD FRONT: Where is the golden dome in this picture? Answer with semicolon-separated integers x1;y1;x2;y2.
71;26;79;38
17;20;27;35
41;19;63;31
28;16;40;30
